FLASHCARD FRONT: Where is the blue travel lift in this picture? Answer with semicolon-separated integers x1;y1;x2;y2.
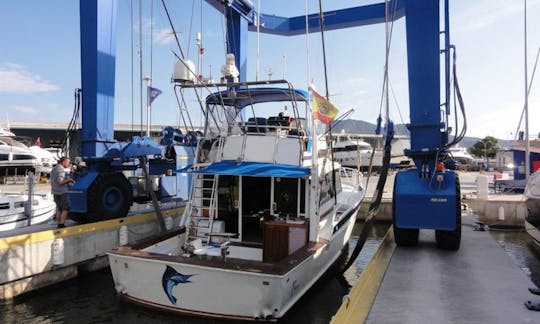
71;0;195;223
80;0;461;248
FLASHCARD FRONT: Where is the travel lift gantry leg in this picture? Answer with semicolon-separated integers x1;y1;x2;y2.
71;0;195;224
209;0;461;249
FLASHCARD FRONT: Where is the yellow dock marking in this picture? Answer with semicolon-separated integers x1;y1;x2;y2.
0;207;184;249
331;227;396;324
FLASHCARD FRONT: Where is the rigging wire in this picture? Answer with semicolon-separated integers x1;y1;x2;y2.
139;0;144;136
305;0;311;86
130;0;135;132
160;0;185;59
389;80;405;125
514;46;540;140
186;0;196;58
256;0;261;81
316;0;338;205
364;0;398;191
149;0;154;131
341;0;397;275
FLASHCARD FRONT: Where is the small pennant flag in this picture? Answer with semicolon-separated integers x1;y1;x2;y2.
310;87;339;124
148;86;163;105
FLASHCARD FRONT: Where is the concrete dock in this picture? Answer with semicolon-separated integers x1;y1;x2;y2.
0;181;185;300
332;214;540;323
359;171;529;227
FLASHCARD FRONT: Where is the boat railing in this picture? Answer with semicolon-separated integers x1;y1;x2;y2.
340;167;364;189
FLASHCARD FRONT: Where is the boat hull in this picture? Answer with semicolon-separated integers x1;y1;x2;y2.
0;194;56;231
107;208;357;321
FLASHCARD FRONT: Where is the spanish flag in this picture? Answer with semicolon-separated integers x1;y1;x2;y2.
310;87;339;124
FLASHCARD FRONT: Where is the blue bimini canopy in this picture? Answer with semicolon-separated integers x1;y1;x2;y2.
179;161;310;178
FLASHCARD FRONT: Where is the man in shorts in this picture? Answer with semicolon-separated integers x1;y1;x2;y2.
51;157;74;228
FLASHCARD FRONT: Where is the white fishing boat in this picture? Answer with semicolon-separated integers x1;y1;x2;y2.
0;190;55;232
107;77;365;320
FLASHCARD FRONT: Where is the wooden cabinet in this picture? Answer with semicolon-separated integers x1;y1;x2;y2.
263;220;308;262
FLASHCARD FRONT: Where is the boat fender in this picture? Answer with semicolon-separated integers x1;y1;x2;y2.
119;225;129;246
52;238;64;265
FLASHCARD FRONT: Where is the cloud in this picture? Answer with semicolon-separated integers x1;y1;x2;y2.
0;63;59;93
454;0;540;32
6;105;39;115
153;27;177;45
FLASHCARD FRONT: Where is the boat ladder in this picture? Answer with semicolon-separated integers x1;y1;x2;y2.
186;174;219;245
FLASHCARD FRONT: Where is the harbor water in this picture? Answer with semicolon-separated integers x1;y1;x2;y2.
1;221;539;323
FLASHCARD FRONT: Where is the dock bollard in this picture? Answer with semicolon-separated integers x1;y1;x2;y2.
476;175;489;199
119;225;129;246
52;238;65;265
497;206;505;221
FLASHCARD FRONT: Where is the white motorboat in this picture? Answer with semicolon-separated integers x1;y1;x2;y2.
332;133;380;169
0;136;38;176
107;79;365;321
0;190;56;232
332;132;411;170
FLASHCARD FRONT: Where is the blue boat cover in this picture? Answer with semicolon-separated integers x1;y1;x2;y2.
178;160;310;178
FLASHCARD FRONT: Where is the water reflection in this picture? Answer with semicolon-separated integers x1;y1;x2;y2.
489;229;540;287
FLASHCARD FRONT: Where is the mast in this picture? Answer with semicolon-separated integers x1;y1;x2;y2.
524;0;530;180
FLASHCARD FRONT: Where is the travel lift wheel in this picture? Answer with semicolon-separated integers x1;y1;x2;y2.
435;177;461;250
392;181;419;246
86;173;133;223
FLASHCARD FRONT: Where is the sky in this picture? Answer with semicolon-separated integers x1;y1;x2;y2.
0;0;539;141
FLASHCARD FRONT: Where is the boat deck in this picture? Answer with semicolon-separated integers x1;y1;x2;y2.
332;215;540;323
110;238;326;276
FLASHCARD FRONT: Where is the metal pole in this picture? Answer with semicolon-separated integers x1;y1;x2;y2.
524;0;530;180
144;76;152;137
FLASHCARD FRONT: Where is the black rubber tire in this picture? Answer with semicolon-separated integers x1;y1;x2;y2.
394;226;420;247
87;173;133;222
435;176;461;250
392;176;419;247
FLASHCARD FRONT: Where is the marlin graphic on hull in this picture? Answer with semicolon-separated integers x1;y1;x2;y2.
161;265;195;305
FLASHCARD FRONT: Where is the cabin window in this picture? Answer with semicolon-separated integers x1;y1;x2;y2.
273;177;305;217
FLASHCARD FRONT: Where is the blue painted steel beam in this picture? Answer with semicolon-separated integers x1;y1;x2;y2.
250;0;405;36
205;0;255;23
404;0;442;170
79;0;118;158
225;6;248;82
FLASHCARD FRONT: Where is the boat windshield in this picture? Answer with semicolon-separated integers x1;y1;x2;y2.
203;87;311;138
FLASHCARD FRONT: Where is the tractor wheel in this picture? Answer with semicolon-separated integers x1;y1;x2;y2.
86;173;133;222
435;177;462;250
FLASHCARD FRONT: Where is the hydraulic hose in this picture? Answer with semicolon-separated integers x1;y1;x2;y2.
340;121;394;274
